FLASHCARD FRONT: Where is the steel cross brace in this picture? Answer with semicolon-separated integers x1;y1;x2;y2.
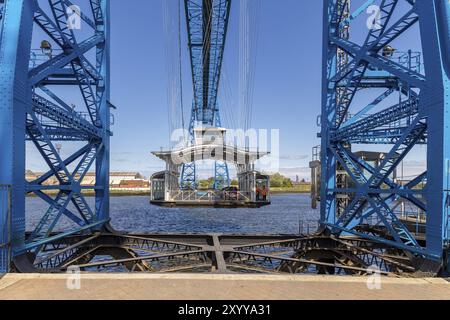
329;119;426;251
334;0;400;128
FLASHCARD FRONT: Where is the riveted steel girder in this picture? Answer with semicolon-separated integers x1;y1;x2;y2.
322;0;450;265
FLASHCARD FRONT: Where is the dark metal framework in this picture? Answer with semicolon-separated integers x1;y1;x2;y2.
1;0;450;275
0;0;110;272
20;232;416;275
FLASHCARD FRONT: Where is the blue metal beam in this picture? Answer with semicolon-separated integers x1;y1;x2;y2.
333;98;419;141
32;93;101;139
94;0;110;222
332;36;425;88
418;0;450;259
182;0;231;189
18;219;108;254
0;0;35;272
0;0;110;271
322;0;450;265
185;0;231;125
29;35;103;86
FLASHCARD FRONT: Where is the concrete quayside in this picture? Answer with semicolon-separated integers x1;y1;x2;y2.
0;273;449;300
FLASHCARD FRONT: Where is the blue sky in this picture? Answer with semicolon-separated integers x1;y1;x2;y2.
108;0;324;180
26;0;425;181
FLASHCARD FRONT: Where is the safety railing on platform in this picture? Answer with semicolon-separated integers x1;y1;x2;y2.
29;49;65;69
393;51;422;74
32;96;116;128
33;107;92;127
370;50;422;74
393;198;426;238
169;190;257;203
0;185;11;273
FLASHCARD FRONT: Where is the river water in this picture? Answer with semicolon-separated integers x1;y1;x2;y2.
25;193;320;234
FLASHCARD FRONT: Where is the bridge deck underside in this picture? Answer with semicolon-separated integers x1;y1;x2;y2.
150;200;271;208
14;230;439;276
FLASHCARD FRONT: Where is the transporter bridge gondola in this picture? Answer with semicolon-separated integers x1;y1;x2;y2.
150;127;271;208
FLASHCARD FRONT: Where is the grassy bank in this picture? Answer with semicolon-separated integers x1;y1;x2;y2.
27;186;311;197
270;185;311;194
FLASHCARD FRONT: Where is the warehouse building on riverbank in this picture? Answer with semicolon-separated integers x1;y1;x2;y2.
25;171;150;189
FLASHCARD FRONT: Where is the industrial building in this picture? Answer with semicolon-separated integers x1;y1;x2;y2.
25;171;149;189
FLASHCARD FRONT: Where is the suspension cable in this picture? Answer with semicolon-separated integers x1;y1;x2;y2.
178;0;186;142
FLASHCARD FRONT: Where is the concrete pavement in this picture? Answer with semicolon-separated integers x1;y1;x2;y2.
0;273;449;300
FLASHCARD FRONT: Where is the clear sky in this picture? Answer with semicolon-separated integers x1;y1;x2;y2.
26;0;425;181
108;0;324;180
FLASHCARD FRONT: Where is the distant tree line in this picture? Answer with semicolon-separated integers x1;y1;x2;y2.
197;173;294;189
268;173;293;188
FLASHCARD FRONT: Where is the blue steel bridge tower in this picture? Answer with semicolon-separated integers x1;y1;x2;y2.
0;0;110;272
1;0;450;274
181;0;231;190
322;0;450;268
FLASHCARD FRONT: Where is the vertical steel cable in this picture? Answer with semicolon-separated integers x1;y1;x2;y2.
178;0;186;143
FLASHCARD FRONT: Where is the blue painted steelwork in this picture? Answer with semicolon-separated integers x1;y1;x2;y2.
0;0;34;273
1;0;449;273
180;103;197;189
322;0;450;263
0;1;4;41
181;0;231;189
0;0;110;271
0;0;8;273
0;185;10;273
213;110;230;189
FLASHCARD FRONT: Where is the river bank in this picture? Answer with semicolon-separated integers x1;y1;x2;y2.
27;186;311;197
26;194;318;234
270;185;311;194
27;189;151;197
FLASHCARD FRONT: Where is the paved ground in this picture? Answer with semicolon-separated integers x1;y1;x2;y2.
0;273;449;300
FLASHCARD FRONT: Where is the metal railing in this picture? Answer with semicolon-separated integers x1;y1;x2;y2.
393;198;427;238
169;189;255;202
299;219;320;235
0;3;4;44
29;49;64;69
393;51;422;74
0;185;11;273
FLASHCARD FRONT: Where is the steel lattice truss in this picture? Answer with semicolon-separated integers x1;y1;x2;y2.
23;233;417;275
0;0;110;271
322;0;450;265
181;0;231;189
2;0;450;274
185;0;230;125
